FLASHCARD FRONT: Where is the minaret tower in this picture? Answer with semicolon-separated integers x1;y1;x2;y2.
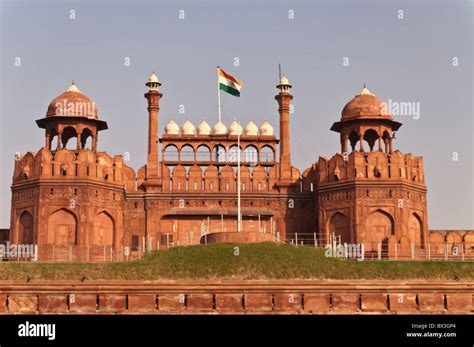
275;74;293;184
144;72;163;191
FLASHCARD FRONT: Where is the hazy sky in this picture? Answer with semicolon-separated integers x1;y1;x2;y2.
0;0;472;229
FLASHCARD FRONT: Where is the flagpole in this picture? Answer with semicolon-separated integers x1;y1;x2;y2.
217;66;222;122
237;121;241;233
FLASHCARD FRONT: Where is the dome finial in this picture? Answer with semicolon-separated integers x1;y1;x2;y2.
66;81;81;93
359;84;373;96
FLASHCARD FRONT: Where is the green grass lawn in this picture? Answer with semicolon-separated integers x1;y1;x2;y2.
0;242;473;281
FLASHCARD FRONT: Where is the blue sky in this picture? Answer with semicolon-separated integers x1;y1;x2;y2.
0;0;472;228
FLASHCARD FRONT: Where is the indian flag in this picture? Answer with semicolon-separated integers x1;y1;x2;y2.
218;68;244;97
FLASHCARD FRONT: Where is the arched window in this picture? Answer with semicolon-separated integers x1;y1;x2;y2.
260;146;274;162
163;144;179;161
363;129;379;152
212;144;226;162
61;126;78;150
180;145;195;162
244;145;258;165
228;145;242;163
48;127;59;150
81;128;93;149
196;145;211;162
349;131;359;152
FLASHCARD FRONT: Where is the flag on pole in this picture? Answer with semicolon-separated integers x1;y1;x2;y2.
218;68;244;97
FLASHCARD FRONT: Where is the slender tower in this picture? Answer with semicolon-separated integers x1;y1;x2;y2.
144;72;163;191
275;74;293;184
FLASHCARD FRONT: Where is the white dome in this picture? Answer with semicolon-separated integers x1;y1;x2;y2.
228;119;242;135
244;120;258;136
148;72;159;84
181;119;196;135
164;119;179;135
213;120;227;135
259;120;274;136
197;119;211;135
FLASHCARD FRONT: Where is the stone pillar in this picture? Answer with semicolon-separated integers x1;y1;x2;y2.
76;131;81;150
275;85;293;180
58;130;63;149
341;134;349;154
389;136;393;153
92;135;97;152
144;88;163;179
45;130;51;150
378;135;383;151
359;132;364;152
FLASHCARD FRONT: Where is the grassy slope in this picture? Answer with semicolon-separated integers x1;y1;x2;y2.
0;243;473;281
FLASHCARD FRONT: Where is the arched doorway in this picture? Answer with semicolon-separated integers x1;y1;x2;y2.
408;213;424;247
365;210;393;250
47;209;77;245
92;212;114;246
18;211;34;244
328;212;350;244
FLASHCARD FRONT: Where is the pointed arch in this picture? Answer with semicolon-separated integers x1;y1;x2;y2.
92;211;114;247
327;211;350;244
365;209;394;248
196;144;211;162
363;129;379;152
408;213;424;247
163;144;179;161
18;211;34;244
80;128;93;149
260;146;274;162
47;208;77;245
61;126;78;149
244;145;258;165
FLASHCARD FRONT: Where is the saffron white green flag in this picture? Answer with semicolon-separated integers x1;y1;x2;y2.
218;68;244;97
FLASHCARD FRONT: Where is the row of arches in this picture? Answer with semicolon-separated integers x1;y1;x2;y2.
17;209;114;246
341;129;393;153
429;231;474;255
328;210;424;247
163;144;275;163
46;126;96;151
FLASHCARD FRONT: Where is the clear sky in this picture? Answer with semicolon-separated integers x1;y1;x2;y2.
0;0;472;229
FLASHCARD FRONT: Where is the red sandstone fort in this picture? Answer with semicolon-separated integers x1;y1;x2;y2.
7;72;473;261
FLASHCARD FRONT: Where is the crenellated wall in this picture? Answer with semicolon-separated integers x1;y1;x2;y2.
10;147;136;260
12;147;136;187
297;150;429;255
